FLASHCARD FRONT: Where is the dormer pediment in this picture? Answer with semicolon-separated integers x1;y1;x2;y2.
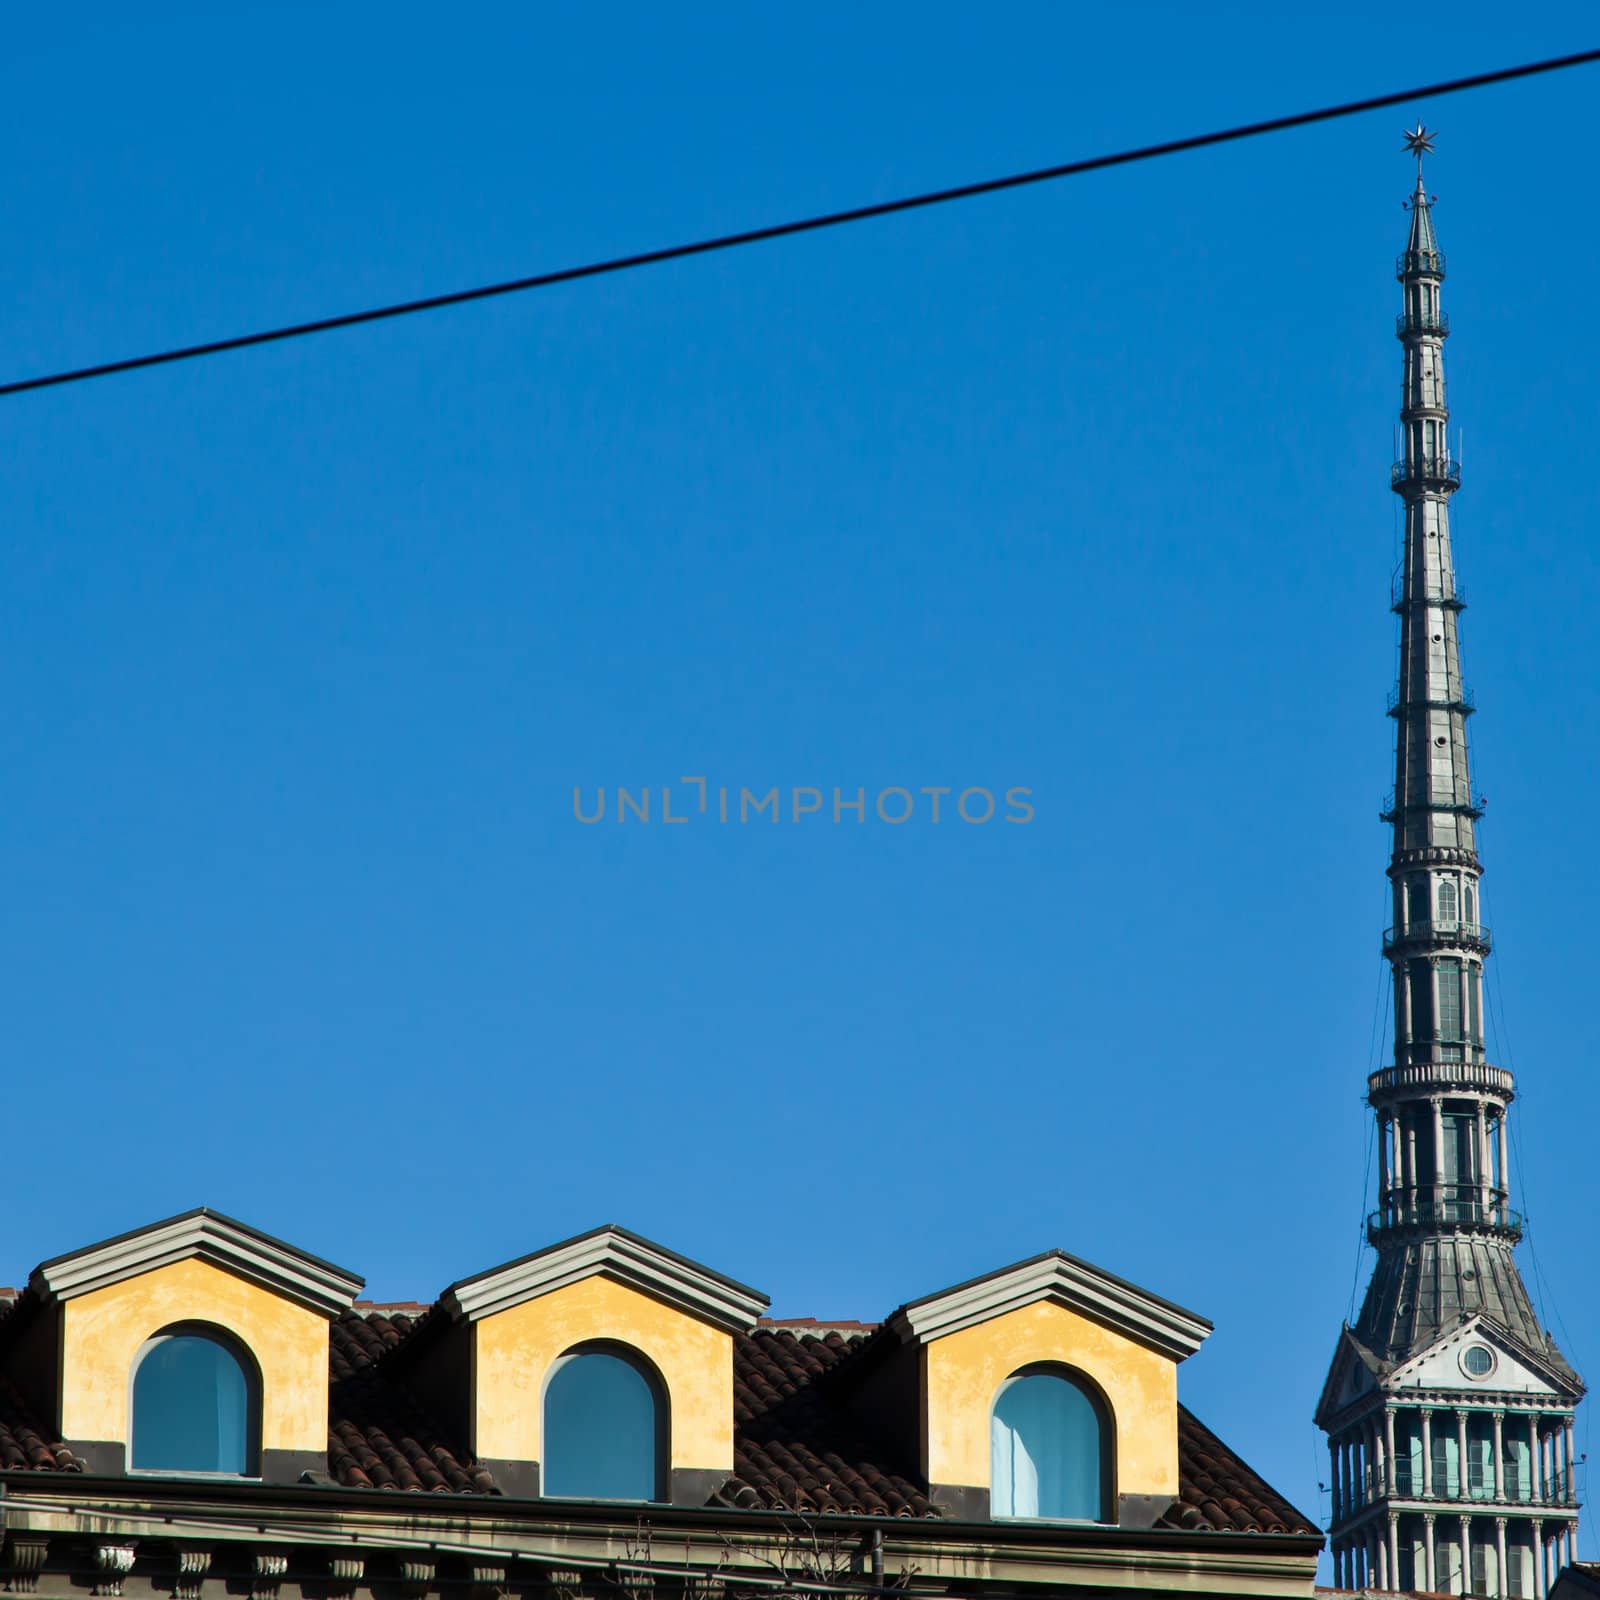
31;1207;364;1318
888;1248;1211;1361
441;1224;768;1333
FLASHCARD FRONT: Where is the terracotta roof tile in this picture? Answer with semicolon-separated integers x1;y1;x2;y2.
328;1310;496;1494
1160;1406;1317;1534
0;1296;83;1475
0;1371;83;1474
720;1326;934;1517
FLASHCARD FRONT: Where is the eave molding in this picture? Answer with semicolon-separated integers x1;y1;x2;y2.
30;1209;364;1320
442;1226;769;1334
888;1250;1211;1363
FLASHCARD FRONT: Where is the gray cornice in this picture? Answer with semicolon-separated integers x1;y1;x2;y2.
441;1225;769;1333
30;1208;364;1319
887;1250;1211;1363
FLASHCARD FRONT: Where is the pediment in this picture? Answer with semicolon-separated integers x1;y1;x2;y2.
888;1248;1211;1362
1316;1326;1385;1426
1387;1315;1573;1399
30;1207;363;1318
441;1224;769;1333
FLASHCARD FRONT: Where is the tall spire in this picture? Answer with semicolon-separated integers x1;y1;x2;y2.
1402;123;1442;272
1315;134;1584;1598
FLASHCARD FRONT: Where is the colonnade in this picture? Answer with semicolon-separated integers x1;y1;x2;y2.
1329;1406;1579;1595
1330;1511;1578;1596
1375;1095;1509;1226
1330;1406;1576;1518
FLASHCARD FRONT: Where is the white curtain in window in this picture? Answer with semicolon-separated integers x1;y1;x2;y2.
990;1371;1103;1520
991;1409;1041;1516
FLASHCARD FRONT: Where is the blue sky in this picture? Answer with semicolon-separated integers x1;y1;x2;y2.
5;1;1600;1562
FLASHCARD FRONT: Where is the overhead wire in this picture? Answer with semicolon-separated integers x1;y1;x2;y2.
1;46;1599;399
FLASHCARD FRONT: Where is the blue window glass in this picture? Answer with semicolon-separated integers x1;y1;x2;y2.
131;1332;254;1474
991;1369;1106;1520
543;1350;663;1501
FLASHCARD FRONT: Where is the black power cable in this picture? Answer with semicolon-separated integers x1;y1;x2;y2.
3;45;1598;400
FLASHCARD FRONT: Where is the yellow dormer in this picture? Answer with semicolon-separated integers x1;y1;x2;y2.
24;1208;363;1481
404;1225;768;1502
881;1249;1212;1525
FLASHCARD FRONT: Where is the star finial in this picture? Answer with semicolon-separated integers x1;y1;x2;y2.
1402;123;1436;160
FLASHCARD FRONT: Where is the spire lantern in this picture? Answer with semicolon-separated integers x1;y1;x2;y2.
1316;137;1583;1597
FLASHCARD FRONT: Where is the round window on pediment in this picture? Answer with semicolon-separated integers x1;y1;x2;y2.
1460;1343;1495;1380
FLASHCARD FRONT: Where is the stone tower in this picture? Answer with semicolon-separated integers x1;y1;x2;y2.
1315;131;1584;1597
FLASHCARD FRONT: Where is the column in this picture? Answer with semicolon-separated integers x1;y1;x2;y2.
1563;1419;1575;1503
1458;1410;1470;1499
1406;1113;1420;1211
1461;1515;1471;1597
1389;1513;1401;1592
1433;1097;1446;1209
1374;1415;1387;1502
1423;1409;1435;1495
1476;1103;1490;1217
1387;1410;1399;1496
1496;1518;1508;1600
1493;1411;1506;1503
1528;1415;1540;1500
1533;1521;1547;1600
1425;1514;1438;1591
1497;1114;1510;1217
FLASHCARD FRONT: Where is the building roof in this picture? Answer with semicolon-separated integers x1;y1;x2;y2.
0;1300;1315;1535
1349;1233;1581;1389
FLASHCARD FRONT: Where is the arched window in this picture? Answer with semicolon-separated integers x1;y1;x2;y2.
130;1326;258;1475
990;1366;1108;1521
543;1346;665;1501
1438;878;1459;923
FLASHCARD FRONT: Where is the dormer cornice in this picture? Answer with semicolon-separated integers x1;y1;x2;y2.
29;1207;364;1320
887;1249;1212;1363
441;1224;769;1334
